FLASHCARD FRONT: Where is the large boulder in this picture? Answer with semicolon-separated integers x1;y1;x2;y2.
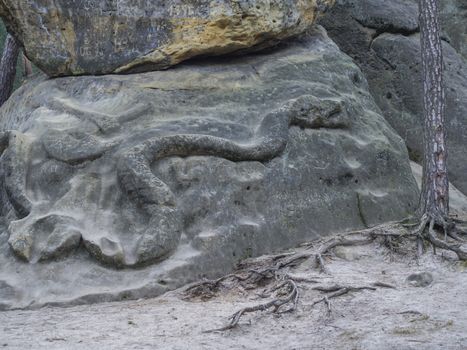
319;0;467;195
0;28;418;309
0;0;333;76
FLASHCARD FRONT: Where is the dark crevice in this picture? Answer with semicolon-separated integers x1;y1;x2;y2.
250;64;261;78
356;192;369;228
369;28;420;50
351;17;420;49
376;55;397;70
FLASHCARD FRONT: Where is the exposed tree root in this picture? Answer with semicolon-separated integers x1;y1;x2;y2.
184;252;320;300
190;219;466;332
204;280;378;332
315;236;375;274
183;273;250;300
372;281;397;289
203;279;300;333
312;222;412;273
446;230;466;242
323;295;332;316
411;214;467;261
318;216;467;265
425;224;467;260
310;285;376;307
281;273;320;284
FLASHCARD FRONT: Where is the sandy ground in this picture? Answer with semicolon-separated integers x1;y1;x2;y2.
1;230;467;350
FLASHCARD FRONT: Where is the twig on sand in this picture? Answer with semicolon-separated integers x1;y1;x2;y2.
203;279;299;333
372;281;397;289
310;285;376;307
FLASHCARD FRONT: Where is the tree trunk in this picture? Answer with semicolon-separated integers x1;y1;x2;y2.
23;54;32;77
0;33;20;107
418;0;449;221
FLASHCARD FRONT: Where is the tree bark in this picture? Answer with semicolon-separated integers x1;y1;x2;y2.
0;33;20;107
23;54;32;77
418;0;449;220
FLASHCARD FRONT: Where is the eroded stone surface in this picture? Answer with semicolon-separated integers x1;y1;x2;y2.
440;0;467;60
0;28;418;309
0;0;333;76
319;0;467;195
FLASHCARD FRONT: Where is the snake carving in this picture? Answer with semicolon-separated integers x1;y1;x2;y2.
114;95;349;266
3;95;349;267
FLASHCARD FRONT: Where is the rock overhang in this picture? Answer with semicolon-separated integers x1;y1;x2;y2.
0;0;335;76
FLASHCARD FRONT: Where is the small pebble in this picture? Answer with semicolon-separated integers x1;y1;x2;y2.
407;272;433;287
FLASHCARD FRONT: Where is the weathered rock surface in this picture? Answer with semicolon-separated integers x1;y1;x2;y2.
0;28;418;309
319;0;467;195
440;0;467;60
0;20;30;90
0;0;333;76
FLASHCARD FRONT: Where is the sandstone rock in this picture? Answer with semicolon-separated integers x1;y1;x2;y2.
440;0;467;60
0;28;418;309
319;0;467;195
370;34;467;195
331;0;419;33
0;0;333;76
407;272;433;288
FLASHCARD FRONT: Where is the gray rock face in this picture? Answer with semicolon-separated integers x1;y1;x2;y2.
0;28;418;309
440;0;467;60
370;34;467;194
319;0;467;195
0;0;333;76
335;0;419;33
